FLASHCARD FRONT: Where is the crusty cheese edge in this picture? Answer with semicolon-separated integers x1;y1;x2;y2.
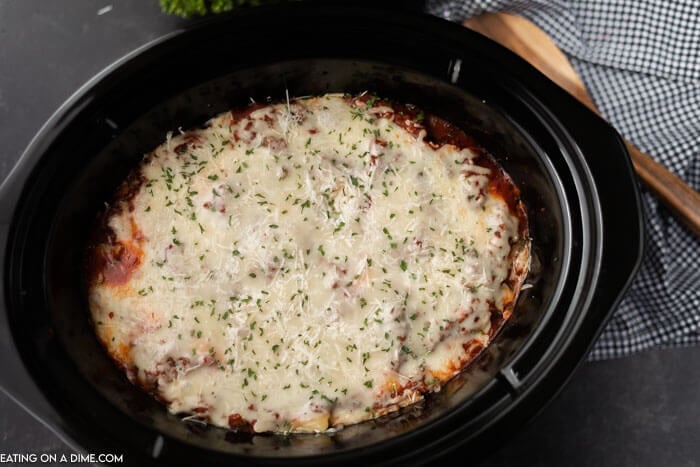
87;94;531;433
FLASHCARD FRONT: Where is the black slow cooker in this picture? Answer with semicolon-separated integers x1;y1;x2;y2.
0;5;643;465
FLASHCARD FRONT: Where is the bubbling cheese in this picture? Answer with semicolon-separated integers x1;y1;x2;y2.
87;94;529;433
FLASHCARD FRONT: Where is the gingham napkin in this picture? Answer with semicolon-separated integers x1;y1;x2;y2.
425;0;700;360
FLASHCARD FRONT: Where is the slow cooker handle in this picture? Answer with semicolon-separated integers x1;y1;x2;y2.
0;314;56;422
0;221;14;389
0;152;34;390
0;220;83;452
0;213;61;438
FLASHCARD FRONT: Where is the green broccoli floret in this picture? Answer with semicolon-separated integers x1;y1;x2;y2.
159;0;208;17
159;0;279;18
209;0;237;14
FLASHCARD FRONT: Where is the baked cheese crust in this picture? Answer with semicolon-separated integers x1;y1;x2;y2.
87;94;529;433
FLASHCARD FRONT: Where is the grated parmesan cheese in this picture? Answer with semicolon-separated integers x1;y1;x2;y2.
88;94;529;433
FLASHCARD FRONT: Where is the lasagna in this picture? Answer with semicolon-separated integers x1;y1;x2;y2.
87;94;530;433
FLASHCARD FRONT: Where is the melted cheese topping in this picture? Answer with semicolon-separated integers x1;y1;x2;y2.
88;95;528;433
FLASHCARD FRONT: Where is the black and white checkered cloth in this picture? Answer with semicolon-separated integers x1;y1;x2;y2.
425;0;700;360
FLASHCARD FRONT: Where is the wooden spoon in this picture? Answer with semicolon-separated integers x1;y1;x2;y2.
465;12;700;237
